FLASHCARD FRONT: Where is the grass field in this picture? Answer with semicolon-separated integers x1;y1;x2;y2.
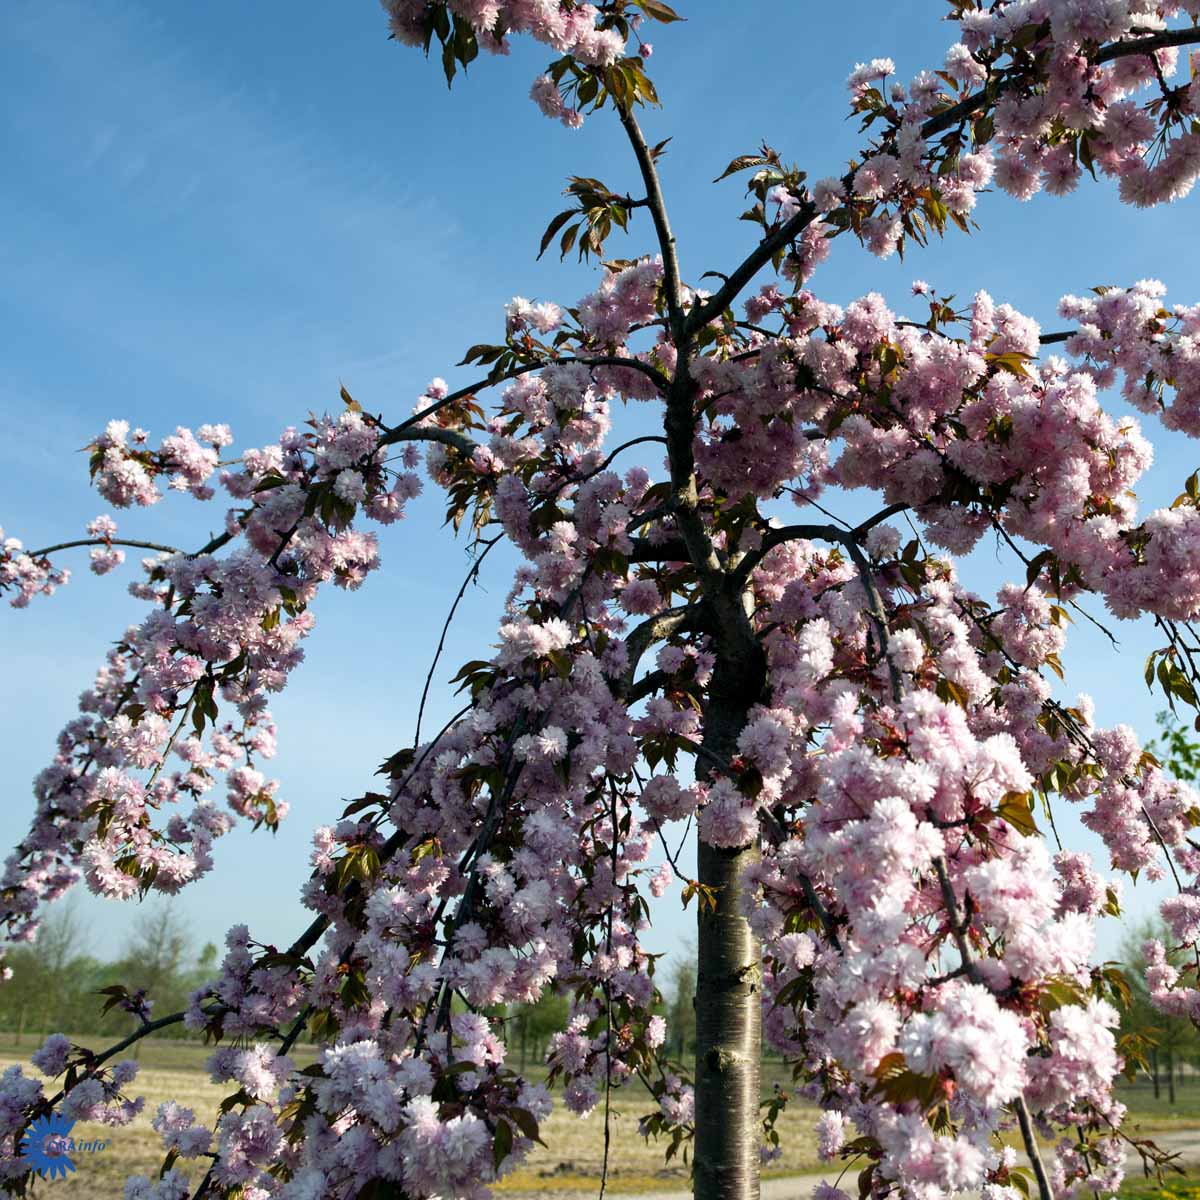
1121;1180;1200;1200
5;1035;1200;1198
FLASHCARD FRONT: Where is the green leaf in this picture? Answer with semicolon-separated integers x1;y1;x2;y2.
713;153;770;183
1009;1168;1032;1198
986;350;1034;379
540;210;576;259
1078;133;1097;180
453;16;478;67
997;791;1039;836
1024;548;1055;588
432;4;450;42
493;1118;513;1168
508;1106;546;1146
635;0;684;22
458;343;505;367
191;679;213;735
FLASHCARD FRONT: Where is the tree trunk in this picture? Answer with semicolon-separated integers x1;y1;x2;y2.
1168;1048;1176;1104
661;352;767;1199
1152;1048;1160;1099
695;839;762;1200
693;638;766;1200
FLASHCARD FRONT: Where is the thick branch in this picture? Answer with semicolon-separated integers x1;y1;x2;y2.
730;522;845;590
626;668;669;704
731;505;907;591
379;355;669;448
627;535;689;563
687;201;818;334
1096;25;1200;64
922;26;1200;139
621;605;698;695
387;427;479;457
616;105;686;343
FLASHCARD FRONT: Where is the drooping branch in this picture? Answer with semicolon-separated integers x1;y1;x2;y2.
26;537;185;558
894;319;1076;346
415;534;502;744
577;354;673;392
586;435;669;477
687;23;1200;336
838;519;1055;1200
933;859;1055;1200
838;530;904;706
41;1003;225;1112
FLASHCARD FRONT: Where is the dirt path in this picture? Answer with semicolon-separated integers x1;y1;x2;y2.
504;1128;1200;1200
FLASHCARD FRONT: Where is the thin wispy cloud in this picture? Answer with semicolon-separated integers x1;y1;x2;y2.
2;0;458;424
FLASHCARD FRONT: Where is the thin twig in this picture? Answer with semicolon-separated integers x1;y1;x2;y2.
414;534;501;744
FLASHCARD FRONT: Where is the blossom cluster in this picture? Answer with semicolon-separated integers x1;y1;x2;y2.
382;0;631;127
0;409;422;945
88;420;232;507
816;2;1200;266
0;528;69;609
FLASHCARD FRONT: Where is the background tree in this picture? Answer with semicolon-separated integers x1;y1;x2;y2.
0;906;226;1044
668;954;697;1066
1121;920;1200;1104
510;992;571;1073
0;903;89;1043
1148;710;1200;784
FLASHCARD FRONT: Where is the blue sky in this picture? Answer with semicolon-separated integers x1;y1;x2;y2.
2;0;1199;975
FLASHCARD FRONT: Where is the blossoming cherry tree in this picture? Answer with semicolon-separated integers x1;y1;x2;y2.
5;3;1200;1199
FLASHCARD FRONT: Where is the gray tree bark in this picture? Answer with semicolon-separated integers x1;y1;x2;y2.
693;646;766;1200
695;838;762;1200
